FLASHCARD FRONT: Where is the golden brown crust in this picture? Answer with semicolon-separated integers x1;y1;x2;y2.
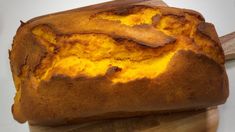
10;0;228;126
16;50;228;126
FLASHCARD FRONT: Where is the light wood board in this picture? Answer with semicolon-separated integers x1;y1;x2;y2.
29;108;218;132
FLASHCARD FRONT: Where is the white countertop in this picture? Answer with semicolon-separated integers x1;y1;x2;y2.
0;0;234;131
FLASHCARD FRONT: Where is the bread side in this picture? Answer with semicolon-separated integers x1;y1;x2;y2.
9;0;228;125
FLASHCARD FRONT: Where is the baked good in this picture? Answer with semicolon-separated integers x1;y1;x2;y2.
9;0;229;126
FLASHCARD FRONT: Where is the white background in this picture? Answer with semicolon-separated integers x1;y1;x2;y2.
0;0;235;131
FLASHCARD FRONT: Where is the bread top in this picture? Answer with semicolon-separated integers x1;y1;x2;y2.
10;1;224;84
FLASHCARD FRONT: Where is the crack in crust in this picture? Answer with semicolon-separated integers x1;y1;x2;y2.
31;25;180;82
93;5;223;64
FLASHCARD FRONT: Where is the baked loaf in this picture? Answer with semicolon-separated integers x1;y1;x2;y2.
10;0;229;126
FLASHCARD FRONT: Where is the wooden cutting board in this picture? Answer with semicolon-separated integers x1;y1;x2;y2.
29;108;218;132
29;0;235;131
221;32;235;60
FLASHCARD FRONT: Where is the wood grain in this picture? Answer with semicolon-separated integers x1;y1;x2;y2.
113;0;168;6
29;108;218;132
220;32;235;61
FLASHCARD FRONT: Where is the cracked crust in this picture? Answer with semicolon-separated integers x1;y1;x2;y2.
9;0;228;126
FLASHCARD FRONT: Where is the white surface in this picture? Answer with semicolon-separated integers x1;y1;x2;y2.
0;0;234;131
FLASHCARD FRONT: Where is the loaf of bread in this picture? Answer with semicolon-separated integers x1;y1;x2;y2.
10;0;229;126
